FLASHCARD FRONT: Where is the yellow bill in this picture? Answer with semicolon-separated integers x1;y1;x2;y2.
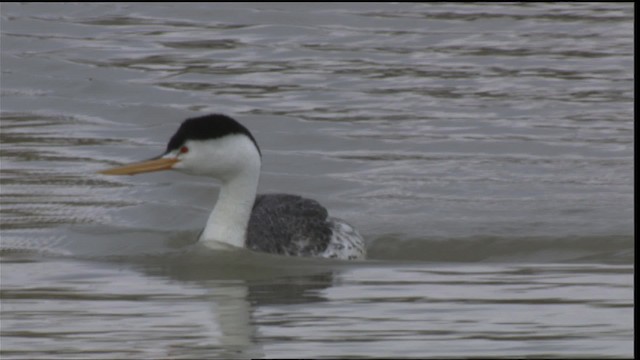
98;157;179;176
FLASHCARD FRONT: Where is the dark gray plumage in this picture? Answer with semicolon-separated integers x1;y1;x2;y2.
246;194;333;257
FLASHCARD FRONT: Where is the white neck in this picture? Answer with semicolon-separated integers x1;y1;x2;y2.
199;161;260;249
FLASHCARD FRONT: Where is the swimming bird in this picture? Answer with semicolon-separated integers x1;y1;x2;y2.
99;114;366;260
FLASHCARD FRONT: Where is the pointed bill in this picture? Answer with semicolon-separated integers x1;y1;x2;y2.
98;157;179;176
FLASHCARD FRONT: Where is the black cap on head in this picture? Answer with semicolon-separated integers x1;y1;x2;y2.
166;114;261;156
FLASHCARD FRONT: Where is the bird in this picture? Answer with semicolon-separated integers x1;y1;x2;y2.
98;114;366;260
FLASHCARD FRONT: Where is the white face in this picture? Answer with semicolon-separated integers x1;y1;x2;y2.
169;134;261;181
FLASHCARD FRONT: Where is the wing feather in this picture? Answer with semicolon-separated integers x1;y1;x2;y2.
246;194;332;256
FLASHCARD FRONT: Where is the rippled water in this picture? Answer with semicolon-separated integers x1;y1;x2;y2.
0;3;634;358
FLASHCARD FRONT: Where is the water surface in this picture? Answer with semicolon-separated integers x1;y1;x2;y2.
0;3;634;358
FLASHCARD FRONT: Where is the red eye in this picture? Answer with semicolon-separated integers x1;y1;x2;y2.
180;146;189;154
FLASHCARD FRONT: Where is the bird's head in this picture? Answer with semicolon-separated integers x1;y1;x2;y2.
99;114;261;181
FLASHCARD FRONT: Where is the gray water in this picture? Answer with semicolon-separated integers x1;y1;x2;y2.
0;2;634;358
